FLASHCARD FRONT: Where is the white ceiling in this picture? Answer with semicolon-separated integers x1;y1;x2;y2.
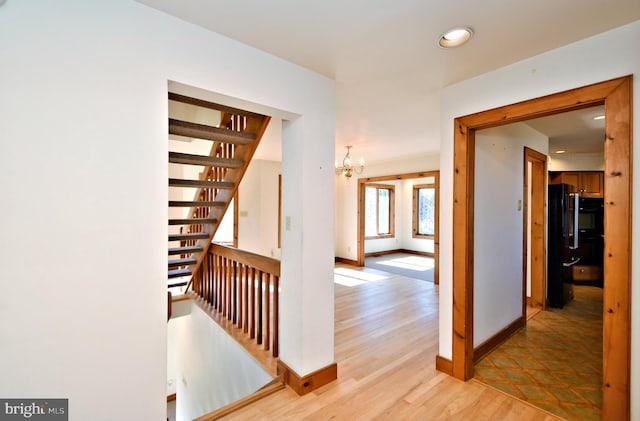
526;106;605;154
136;0;639;163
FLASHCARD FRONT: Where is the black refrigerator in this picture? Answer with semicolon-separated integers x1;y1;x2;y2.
547;184;578;308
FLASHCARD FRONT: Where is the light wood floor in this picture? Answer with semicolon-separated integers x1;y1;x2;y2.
220;264;561;420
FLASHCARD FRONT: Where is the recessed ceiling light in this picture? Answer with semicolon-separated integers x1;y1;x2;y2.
439;27;474;48
555;150;566;154
593;115;605;120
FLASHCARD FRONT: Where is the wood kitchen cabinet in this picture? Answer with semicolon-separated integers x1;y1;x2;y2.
548;171;603;197
572;264;602;282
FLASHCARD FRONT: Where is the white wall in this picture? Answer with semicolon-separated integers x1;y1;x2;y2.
174;301;272;421
473;124;548;346
279;114;336;376
439;20;640;417
548;152;604;171
335;153;439;261
167;299;192;396
0;1;335;420
238;159;282;258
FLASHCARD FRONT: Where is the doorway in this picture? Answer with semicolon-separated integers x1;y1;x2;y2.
524;147;547;315
449;76;632;420
356;171;440;284
473;135;604;419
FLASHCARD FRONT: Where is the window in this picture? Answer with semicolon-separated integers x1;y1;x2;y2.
413;184;435;238
365;184;394;238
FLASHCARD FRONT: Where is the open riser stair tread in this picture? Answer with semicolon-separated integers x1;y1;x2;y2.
168;279;189;288
168;151;243;168
169;232;209;241
168;178;234;189
169;200;226;207
169;92;265;119
168;268;192;279
169;118;254;144
169;218;218;225
168;257;197;268
168;246;203;255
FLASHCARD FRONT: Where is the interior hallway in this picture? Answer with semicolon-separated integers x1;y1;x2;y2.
475;285;603;420
217;264;561;420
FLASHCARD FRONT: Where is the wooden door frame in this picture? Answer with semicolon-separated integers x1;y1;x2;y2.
357;171;440;283
450;76;632;420
523;147;547;312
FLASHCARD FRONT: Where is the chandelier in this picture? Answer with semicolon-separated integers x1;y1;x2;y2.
335;146;364;180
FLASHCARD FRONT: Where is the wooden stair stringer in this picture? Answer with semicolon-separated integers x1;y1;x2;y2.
184;113;271;285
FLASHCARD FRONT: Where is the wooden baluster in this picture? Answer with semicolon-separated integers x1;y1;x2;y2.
200;252;205;302
201;252;207;302
215;253;221;310
265;273;270;351
273;275;279;357
223;256;229;318
193;244;280;358
203;252;208;304
226;257;232;320
249;267;255;339
219;254;224;312
232;260;238;324
192;264;199;295
214;252;218;308
221;256;227;316
207;252;213;306
257;270;263;345
237;263;244;328
244;264;249;334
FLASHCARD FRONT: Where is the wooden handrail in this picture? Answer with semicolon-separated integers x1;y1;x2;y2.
210;244;280;276
191;243;280;358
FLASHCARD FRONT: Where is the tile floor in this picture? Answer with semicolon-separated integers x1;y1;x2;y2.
474;285;603;420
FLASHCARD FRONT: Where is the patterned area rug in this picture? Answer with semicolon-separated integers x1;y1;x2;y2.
364;253;434;282
474;285;603;420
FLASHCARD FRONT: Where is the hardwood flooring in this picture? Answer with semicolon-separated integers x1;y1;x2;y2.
219;265;561;420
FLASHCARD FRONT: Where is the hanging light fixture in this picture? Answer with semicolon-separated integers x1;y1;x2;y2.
335;145;364;180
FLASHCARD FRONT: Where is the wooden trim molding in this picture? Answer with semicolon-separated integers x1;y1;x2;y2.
335;256;358;266
435;355;453;376
364;249;434;258
167;393;176;402
363;183;396;239
449;75;632;420
277;360;337;396
194;375;285;421
523;147;548;314
473;317;525;363
357;171;440;268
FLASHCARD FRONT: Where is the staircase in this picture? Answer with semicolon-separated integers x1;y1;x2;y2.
167;93;271;290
